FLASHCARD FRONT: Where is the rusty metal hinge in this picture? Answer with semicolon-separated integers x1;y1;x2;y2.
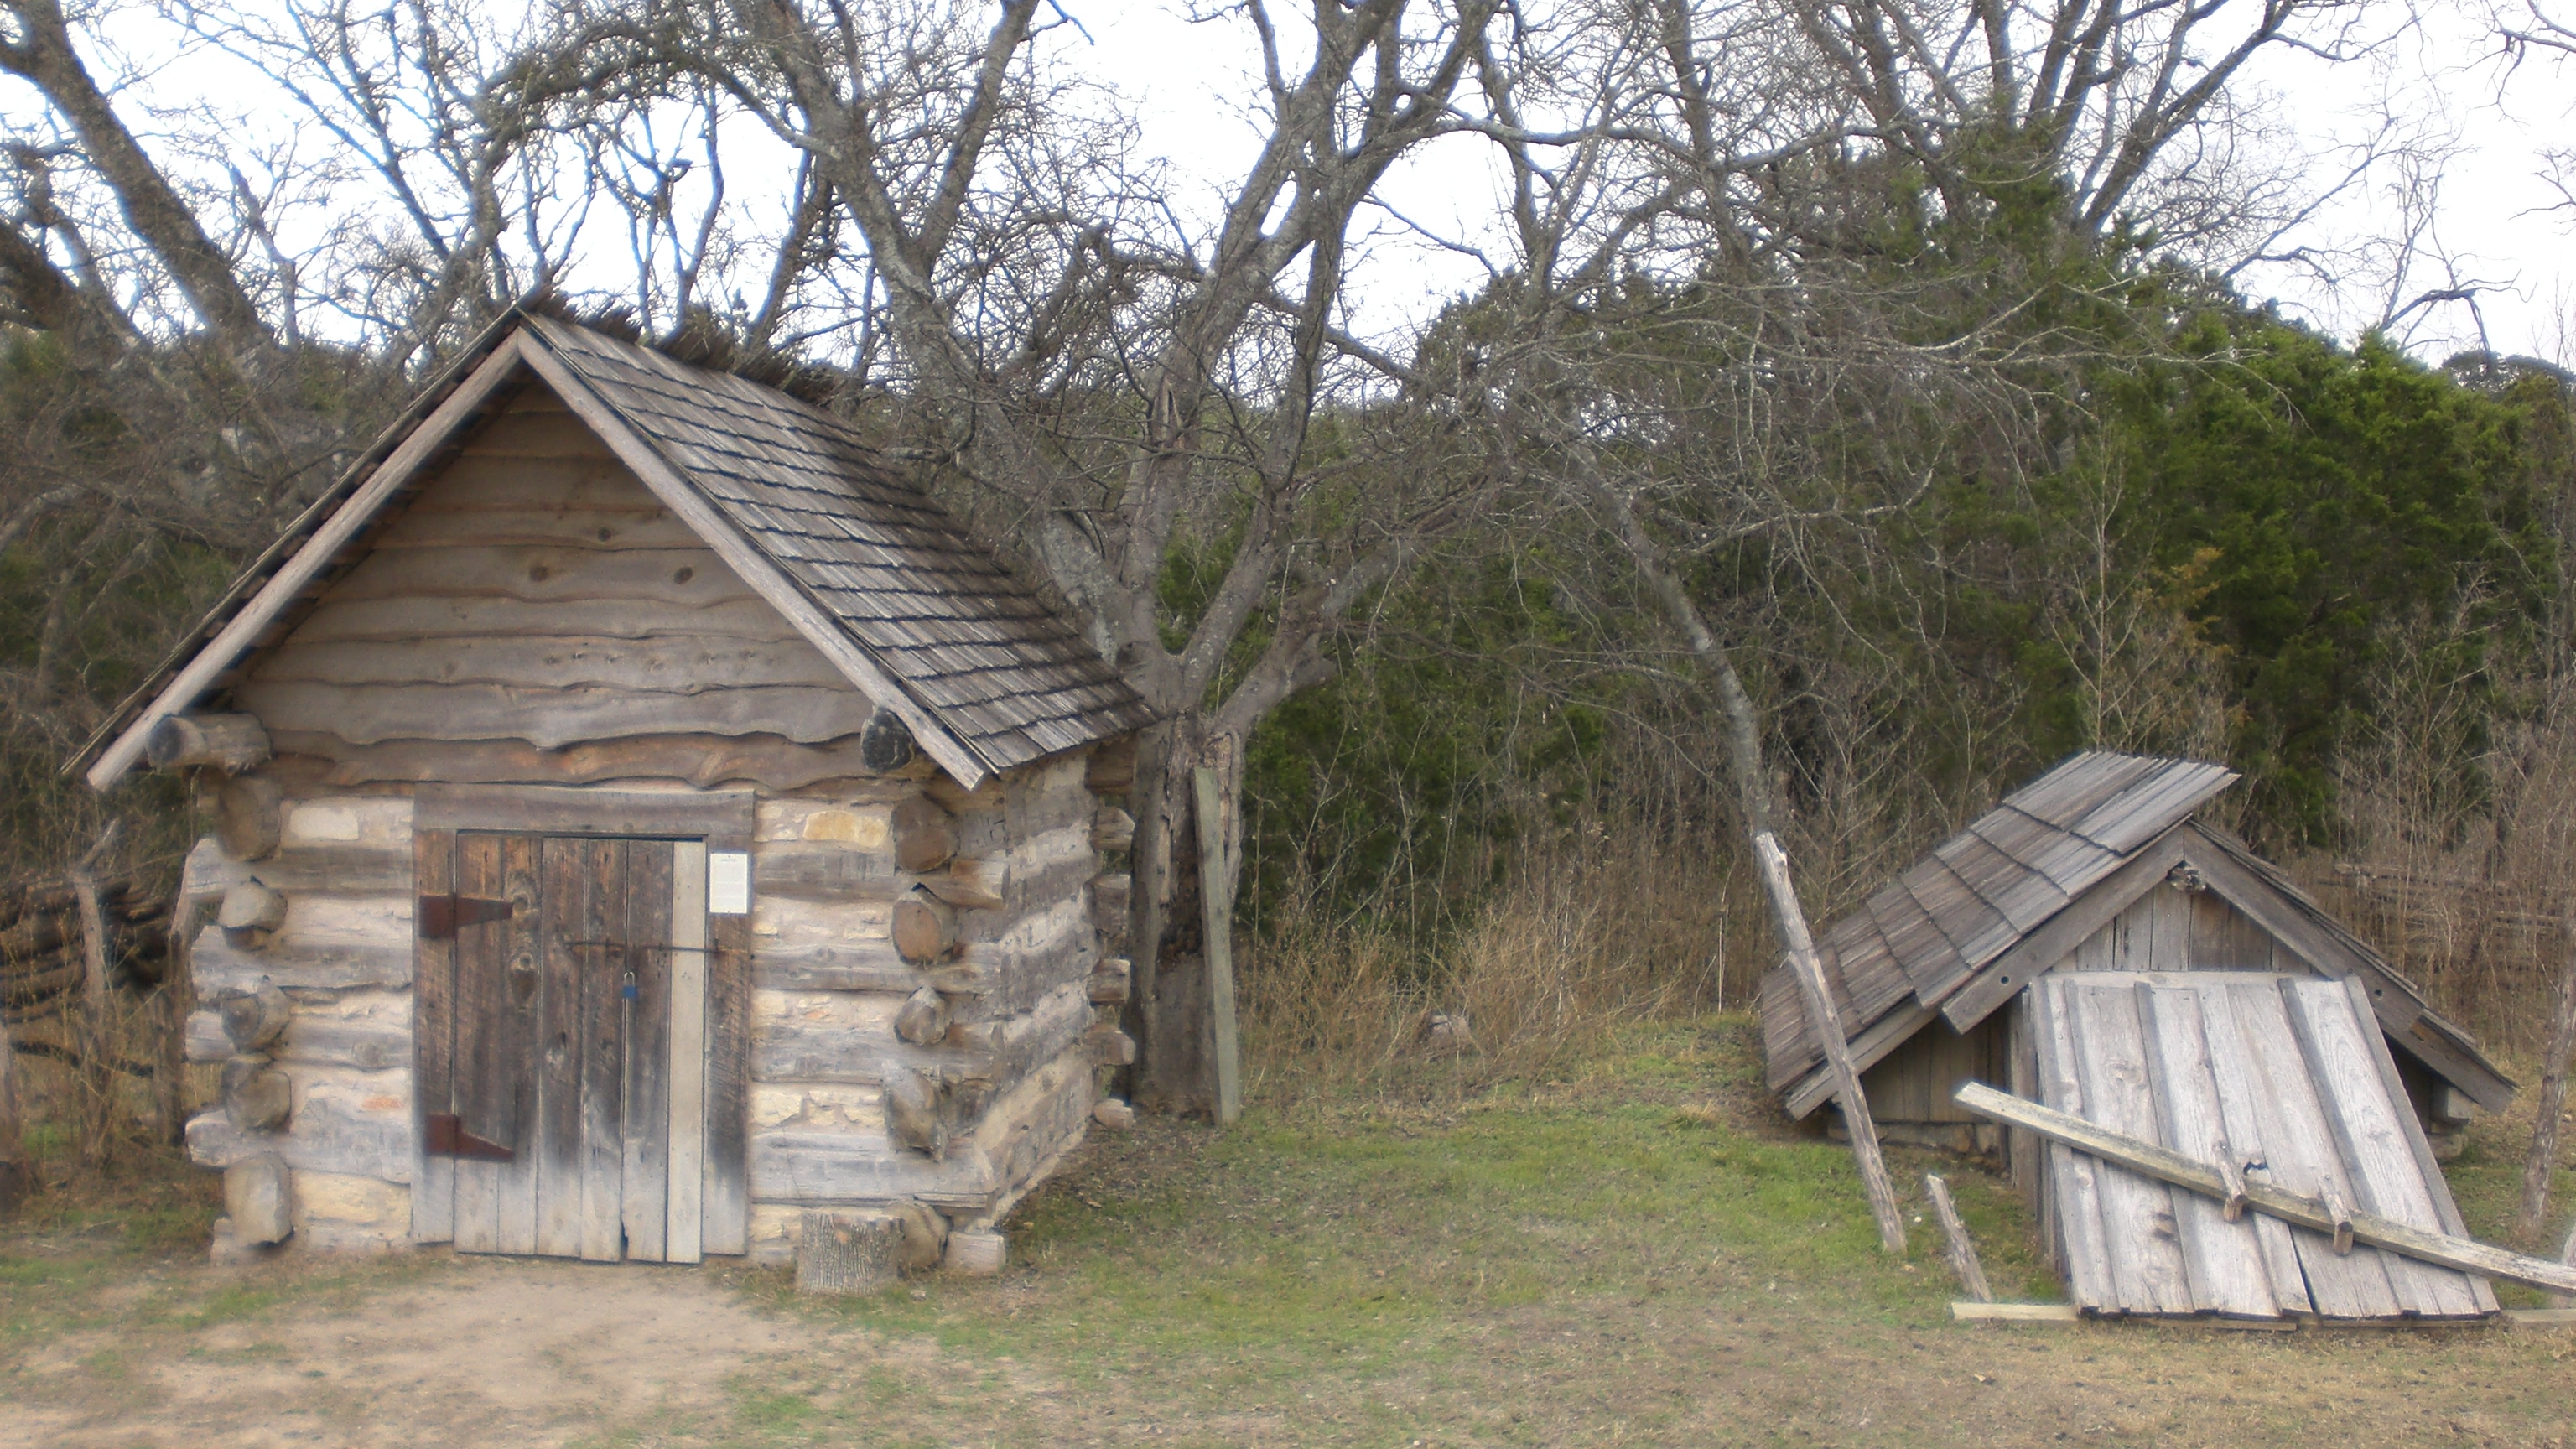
423;1112;514;1161
417;894;513;940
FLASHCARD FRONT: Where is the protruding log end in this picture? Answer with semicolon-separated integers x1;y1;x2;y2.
217;981;291;1052
217;881;288;948
1090;805;1135;854
1086;957;1132;1005
891;795;957;874
858;709;917;774
1092;1098;1136;1130
886;1068;948;1160
147;713;271;773
891;888;958;964
211;776;283;862
893;984;953;1046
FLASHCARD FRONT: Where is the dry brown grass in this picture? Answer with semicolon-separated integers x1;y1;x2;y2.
1239;832;1751;1101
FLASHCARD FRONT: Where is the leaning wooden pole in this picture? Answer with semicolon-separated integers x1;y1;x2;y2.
1755;833;1908;1254
1192;765;1242;1127
2516;890;2576;1239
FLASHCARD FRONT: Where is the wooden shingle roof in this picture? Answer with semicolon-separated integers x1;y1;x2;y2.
1760;751;2513;1117
75;312;1153;790
520;318;1156;773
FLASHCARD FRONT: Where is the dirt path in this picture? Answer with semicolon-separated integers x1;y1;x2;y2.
6;1254;834;1449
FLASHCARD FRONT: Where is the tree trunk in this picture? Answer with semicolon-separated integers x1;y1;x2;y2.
1122;718;1218;1115
2517;894;2576;1239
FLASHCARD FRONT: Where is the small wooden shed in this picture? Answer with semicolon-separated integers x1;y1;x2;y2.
76;311;1156;1267
1760;752;2518;1322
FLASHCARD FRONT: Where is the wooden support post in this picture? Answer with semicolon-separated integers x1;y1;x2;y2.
70;821;122;1168
2516;892;2576;1239
1192;765;1241;1128
155;895;195;1147
1924;1173;1993;1302
1754;832;1905;1254
1955;1080;2576;1296
0;1015;23;1218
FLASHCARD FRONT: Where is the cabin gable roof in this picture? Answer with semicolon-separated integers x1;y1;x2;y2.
1764;751;2515;1117
75;313;1152;790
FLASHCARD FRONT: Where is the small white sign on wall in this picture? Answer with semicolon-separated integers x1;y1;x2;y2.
708;850;751;915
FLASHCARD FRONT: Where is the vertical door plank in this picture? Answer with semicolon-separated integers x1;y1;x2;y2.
411;827;457;1245
2031;979;2116;1310
576;838;628;1262
666;841;709;1263
704;891;752;1257
2221;980;2401;1318
2063;980;2198;1313
492;834;545;1255
621;841;675;1263
2193;986;2316;1313
449;834;510;1254
532;839;589;1258
2282;979;2487;1317
2134;984;2280;1317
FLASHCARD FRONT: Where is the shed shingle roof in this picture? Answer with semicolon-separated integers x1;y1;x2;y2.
1759;751;2513;1117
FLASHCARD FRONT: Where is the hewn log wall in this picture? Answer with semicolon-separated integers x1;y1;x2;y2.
177;380;1132;1264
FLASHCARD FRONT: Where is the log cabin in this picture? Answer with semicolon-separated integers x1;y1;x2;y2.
75;311;1156;1270
1761;752;2521;1322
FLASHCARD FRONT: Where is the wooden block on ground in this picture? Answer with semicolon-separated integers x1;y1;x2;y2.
796;1212;901;1295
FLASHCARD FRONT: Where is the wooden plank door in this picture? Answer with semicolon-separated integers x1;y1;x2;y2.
416;831;718;1260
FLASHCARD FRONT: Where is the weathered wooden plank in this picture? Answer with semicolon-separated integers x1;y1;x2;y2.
234;680;881;749
418;785;756;842
533;838;589;1259
2062;979;2199;1313
2031;978;2116;1311
190;927;413;995
449;834;503;1252
621;841;674;1263
2189;984;2317;1314
667;841;709;1263
283;595;803;647
574;839;627;1263
2283;979;2490;1317
2339;975;2495;1316
256;636;850;693
1957;1081;2562;1299
309;543;756;607
2211;981;2403;1317
411;829;456;1244
753;844;905;902
1925;1173;1995;1302
703;868;751;1255
275;730;914;793
2132;983;2283;1317
493;835;546;1256
1784;1000;1941;1119
1950;1301;2081;1322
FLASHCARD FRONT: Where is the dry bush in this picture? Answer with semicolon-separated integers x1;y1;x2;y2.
1239;826;1754;1101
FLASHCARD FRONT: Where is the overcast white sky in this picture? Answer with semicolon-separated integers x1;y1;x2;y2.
13;1;2573;366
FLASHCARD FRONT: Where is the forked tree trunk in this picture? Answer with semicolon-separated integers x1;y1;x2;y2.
1119;717;1248;1117
2517;895;2576;1239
